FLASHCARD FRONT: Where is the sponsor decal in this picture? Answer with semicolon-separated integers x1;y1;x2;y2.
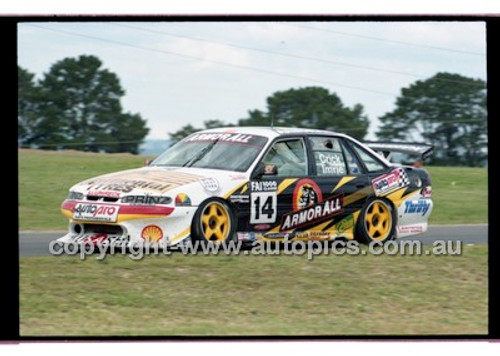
84;170;202;193
73;203;119;222
229;194;250;204
336;214;354;233
281;194;343;231
63;200;173;217
184;133;256;144
315;152;346;175
264;232;296;239
254;223;271;230
293;179;323;211
82;233;108;246
229;174;247;181
294;231;331;240
237;232;257;241
121;195;171;205
88;190;121;198
141;225;164;242
372;168;410;196
250;181;278;224
403;200;430;216
199;177;220;193
397;225;424;234
175;193;192;206
250;180;277;192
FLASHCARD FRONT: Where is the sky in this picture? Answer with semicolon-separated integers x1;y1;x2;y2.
17;21;487;140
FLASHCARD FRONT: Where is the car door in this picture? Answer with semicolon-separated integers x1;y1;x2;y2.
300;135;372;239
247;136;310;236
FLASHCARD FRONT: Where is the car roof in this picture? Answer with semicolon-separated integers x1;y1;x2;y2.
198;126;347;139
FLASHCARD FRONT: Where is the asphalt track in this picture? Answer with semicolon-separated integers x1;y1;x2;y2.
19;224;488;257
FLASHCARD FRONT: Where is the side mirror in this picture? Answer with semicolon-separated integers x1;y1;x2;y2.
253;163;278;179
144;159;153;166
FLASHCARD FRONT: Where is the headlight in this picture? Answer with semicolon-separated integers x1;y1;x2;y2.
120;195;172;205
67;191;84;200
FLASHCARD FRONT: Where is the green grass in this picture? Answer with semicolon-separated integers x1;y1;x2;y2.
425;166;488;224
18;149;488;230
19;246;488;336
18;149;150;230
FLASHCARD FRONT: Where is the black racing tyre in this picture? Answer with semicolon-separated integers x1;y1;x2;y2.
191;198;237;244
355;198;397;244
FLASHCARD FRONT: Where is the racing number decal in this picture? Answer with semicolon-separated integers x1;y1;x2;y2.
251;192;277;224
250;180;278;224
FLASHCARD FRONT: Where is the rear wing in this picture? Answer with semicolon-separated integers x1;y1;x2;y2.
363;141;434;162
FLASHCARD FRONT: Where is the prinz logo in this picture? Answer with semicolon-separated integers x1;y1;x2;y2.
280;194;343;231
121;195;170;205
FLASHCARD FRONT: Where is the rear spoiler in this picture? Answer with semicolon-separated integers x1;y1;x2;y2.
363;141;434;161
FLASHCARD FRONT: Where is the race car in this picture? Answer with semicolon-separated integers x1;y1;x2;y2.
57;127;433;247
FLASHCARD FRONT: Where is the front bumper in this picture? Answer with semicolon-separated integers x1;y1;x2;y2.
59;199;197;246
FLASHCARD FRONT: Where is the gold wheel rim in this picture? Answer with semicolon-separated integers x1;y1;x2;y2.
201;202;230;242
364;201;392;241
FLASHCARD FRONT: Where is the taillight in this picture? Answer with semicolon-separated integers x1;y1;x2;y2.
421;186;432;198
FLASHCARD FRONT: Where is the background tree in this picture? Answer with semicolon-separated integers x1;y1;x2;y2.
167;87;369;143
18;55;149;154
238;86;370;140
377;72;487;166
18;66;42;146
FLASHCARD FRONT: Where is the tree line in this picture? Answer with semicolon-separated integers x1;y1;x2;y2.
18;55;149;154
18;54;487;166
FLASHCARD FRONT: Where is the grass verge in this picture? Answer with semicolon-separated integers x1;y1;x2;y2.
20;245;487;336
425;166;488;224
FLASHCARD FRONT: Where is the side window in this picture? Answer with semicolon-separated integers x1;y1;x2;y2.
261;139;307;177
340;141;362;175
351;143;386;172
308;136;347;177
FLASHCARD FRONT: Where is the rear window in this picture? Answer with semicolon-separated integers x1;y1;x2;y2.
350;142;387;172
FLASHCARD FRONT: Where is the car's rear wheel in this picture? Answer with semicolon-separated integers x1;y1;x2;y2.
356;198;396;244
191;199;236;244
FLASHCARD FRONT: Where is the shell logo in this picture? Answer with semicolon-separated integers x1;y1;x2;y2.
141;225;163;242
292;179;323;211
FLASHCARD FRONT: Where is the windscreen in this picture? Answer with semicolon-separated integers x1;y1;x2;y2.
151;132;268;172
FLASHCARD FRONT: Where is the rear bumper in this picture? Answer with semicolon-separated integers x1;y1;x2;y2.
396;194;433;238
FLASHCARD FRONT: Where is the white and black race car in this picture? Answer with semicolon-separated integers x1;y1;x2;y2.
58;127;433;246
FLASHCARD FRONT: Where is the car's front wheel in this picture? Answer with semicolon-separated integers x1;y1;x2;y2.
356;198;396;244
191;199;237;244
